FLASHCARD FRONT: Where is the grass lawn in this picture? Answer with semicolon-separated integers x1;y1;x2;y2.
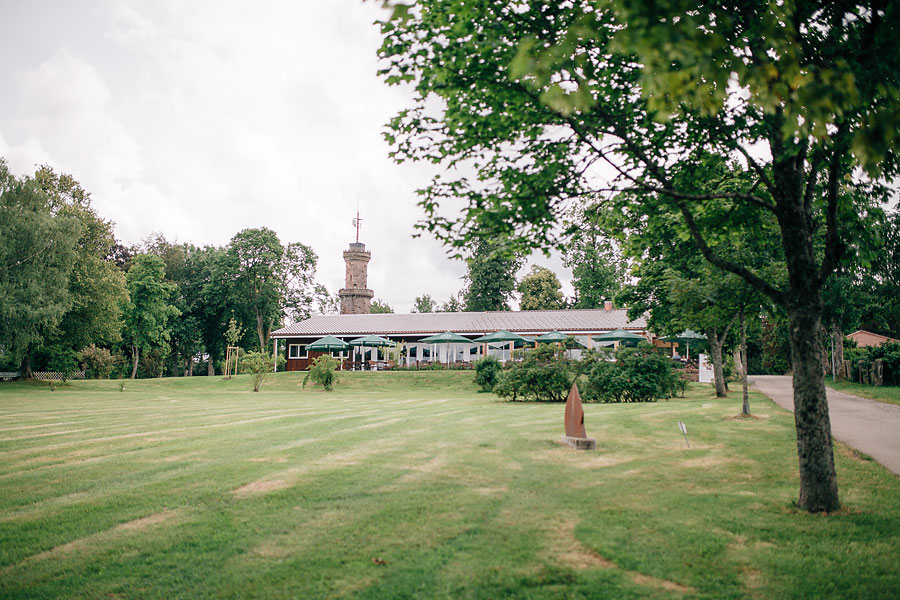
1;372;898;599
825;379;900;406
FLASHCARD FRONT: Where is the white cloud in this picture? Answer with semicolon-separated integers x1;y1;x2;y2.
0;0;572;314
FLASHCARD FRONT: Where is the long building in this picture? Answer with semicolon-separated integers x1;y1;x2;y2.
271;307;649;371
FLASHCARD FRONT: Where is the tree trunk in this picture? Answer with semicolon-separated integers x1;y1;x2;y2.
787;300;839;512
705;326;728;397
832;320;845;381
207;355;215;376
256;309;266;352
22;352;33;380
131;346;139;379
740;307;750;416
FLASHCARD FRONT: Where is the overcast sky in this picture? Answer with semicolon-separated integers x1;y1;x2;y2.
0;0;573;315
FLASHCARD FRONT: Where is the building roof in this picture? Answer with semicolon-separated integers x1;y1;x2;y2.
847;330;900;347
272;309;648;338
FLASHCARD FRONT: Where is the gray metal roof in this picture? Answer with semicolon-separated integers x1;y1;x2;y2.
272;309;647;338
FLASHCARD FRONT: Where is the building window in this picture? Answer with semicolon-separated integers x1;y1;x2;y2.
330;350;348;359
288;344;308;359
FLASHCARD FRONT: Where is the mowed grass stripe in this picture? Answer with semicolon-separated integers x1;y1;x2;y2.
0;371;898;599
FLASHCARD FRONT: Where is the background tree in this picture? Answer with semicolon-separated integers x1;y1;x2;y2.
563;207;624;308
412;294;436;313
221;228;318;352
34;167;127;360
0;160;79;376
379;0;900;511
370;299;394;313
438;291;465;313
122;254;179;378
517;265;565;310
463;238;522;312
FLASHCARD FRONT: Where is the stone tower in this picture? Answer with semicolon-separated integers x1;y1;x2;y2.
339;242;374;314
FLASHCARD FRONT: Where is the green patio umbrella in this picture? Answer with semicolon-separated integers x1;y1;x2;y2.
419;331;471;344
418;331;473;366
534;330;569;343
471;330;529;361
661;330;707;359
306;335;350;352
348;335;396;369
347;334;396;347
592;329;646;346
471;330;530;344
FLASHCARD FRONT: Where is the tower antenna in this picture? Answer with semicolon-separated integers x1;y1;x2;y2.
351;208;362;244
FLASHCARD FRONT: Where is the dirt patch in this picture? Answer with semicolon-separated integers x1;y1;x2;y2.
630;572;693;594
233;478;291;496
545;517;616;569
117;511;176;531
546;516;694;594
250;540;294;559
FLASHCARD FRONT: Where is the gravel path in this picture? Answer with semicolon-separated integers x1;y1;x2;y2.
749;375;900;476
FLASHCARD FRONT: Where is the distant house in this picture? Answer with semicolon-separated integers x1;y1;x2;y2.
847;330;900;348
271;308;649;371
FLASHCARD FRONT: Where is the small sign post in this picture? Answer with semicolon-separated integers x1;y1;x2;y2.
678;421;690;448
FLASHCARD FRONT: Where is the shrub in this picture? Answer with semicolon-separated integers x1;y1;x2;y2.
474;356;502;392
493;344;572;402
78;345;116;379
240;351;285;392
47;349;79;383
582;343;684;403
303;354;341;391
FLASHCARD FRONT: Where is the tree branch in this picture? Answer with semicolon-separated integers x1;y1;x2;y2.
677;201;785;304
818;127;849;285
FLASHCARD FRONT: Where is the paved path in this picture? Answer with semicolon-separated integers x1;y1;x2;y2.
749;375;900;476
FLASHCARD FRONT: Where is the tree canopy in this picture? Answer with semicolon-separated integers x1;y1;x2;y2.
379;0;900;512
517;265;565;310
463;238;523;312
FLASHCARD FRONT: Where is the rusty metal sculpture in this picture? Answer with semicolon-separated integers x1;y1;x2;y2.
562;383;596;450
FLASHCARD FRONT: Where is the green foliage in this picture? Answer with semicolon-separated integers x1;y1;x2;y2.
222;228;318;351
493;344;571;402
412;294;435;313
122;254;180;378
370;298;394;314
240;351;285;392
563;208;625;308
47;349;80;383
845;342;900;387
224;316;244;347
438;291;465;313
0;159;80;370
473;356;502;392
517;265;565;310
463;238;523;312
78;344;117;379
303;354;341;391
581;343;685;403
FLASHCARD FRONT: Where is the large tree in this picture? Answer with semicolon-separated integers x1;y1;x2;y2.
463;238;522;311
563;207;624;308
0;160;80;376
379;1;899;512
221;228;318;352
34;167;127;357
122;254;179;379
517;265;565;310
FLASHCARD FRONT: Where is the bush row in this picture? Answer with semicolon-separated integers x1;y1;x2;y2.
475;343;686;403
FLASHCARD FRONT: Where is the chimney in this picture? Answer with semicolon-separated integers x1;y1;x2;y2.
604;300;613;311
